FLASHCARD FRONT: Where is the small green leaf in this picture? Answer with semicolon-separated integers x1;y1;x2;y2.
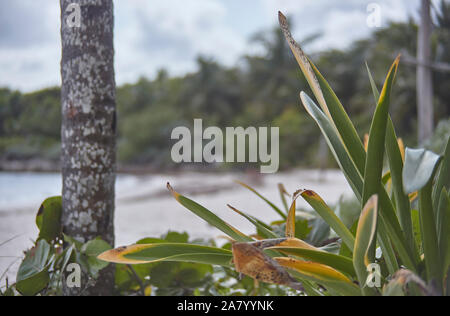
16;240;51;296
82;239;112;274
36;196;62;243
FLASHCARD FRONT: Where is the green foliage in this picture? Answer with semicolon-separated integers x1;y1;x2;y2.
36;196;62;244
2;196;114;296
2;15;449;168
99;15;450;296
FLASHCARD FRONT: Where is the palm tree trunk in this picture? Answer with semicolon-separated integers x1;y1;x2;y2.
60;0;116;296
417;0;434;145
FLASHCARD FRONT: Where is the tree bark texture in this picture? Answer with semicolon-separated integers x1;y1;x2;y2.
60;0;116;296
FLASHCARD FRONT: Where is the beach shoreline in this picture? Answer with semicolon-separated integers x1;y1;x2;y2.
0;169;353;288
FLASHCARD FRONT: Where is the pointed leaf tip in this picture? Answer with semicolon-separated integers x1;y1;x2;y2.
166;182;180;199
278;11;287;25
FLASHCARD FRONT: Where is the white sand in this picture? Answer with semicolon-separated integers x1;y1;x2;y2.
0;169;353;288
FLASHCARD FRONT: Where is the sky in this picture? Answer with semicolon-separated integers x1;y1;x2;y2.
0;0;438;92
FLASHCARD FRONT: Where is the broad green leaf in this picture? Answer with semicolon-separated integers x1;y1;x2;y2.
276;257;360;296
403;148;442;194
16;240;51;296
36;196;62;243
167;183;250;242
353;195;379;296
235;181;286;219
227;204;279;239
98;243;233;267
299;189;355;251
300;93;363;201
269;246;355;276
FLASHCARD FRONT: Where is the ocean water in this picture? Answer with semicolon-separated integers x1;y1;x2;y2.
0;172;140;211
0;172;62;211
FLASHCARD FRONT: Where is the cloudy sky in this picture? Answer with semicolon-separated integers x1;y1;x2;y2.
0;0;436;92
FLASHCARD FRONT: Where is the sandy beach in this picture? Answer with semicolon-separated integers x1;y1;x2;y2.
0;169;353;288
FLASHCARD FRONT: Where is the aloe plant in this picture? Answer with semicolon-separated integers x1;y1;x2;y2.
99;12;450;296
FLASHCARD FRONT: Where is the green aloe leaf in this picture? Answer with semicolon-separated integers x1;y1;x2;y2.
278;258;361;296
300;93;363;201
353;195;379;296
298;189;355;251
227;204;280;239
235;181;286;219
269;246;356;276
167;183;251;242
362;56;399;207
403;148;442;195
433;137;450;209
281;15;414;272
436;188;450;288
279;12;366;175
366;62;415;263
377;218;400;275
98;243;233;267
278;183;290;213
418;159;443;290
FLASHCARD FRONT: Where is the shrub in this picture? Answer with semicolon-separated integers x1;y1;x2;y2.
99;13;450;296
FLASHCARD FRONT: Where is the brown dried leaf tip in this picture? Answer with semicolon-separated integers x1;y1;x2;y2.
232;242;304;291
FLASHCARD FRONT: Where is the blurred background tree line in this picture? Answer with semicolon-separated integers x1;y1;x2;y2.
1;3;449;171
